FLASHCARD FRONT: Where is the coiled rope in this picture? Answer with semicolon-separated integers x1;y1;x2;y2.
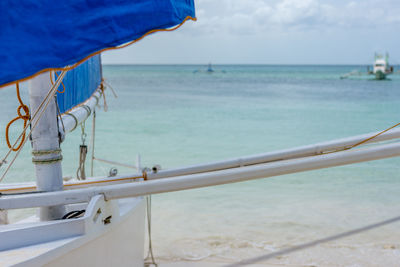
5;83;30;151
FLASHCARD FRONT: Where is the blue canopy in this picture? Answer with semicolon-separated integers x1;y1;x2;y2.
0;0;195;87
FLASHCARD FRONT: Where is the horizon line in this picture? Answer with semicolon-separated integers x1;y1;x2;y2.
102;63;386;66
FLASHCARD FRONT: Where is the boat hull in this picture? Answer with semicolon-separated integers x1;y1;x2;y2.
1;196;146;267
44;199;145;267
375;70;386;80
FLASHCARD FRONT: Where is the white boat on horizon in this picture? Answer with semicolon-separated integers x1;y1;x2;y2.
369;52;394;80
340;52;396;80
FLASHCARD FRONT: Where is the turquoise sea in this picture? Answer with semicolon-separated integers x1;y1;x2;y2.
1;65;400;265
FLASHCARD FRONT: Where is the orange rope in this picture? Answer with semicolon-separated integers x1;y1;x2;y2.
5;83;30;151
348;122;400;149
323;121;400;155
100;81;108;111
0;16;196;90
0;175;144;193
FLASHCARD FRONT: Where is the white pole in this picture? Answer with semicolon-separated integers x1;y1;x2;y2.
29;72;65;220
59;88;102;133
149;128;400;179
90;110;96;176
3;128;400;195
2;142;400;210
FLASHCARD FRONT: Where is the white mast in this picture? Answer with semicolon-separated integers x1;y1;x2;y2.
29;72;65;220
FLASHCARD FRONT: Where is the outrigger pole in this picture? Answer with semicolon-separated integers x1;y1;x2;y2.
2;126;400;194
2;140;400;210
148;127;400;179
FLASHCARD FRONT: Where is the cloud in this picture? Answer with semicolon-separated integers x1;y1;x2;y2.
270;0;322;25
189;0;400;35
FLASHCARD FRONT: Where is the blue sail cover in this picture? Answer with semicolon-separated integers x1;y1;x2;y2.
56;55;102;114
0;0;195;87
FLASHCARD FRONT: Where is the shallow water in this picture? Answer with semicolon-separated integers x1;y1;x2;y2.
1;65;400;265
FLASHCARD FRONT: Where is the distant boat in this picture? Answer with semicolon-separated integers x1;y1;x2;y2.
368;53;394;80
341;53;395;80
193;63;226;74
206;63;214;73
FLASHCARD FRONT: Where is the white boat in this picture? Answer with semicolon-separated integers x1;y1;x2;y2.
370;53;394;80
341;53;395;80
1;2;400;267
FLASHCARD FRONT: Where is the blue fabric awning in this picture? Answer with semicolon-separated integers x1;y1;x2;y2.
0;0;195;87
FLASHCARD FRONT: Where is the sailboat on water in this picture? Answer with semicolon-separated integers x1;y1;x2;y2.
193;63;227;74
1;1;400;266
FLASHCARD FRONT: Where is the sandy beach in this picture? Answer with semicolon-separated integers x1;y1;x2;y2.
156;242;400;266
159;262;270;267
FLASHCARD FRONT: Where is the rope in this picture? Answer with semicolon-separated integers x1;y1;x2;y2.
55;96;66;143
2;72;65;162
100;83;108;112
0;70;67;183
0;175;144;194
5;83;30;151
32;149;62;156
32;155;63;164
144;195;158;267
348;122;400;149
325;121;400;154
102;80;118;98
49;71;66;93
93;157;137;169
77;145;87;180
77;123;88;180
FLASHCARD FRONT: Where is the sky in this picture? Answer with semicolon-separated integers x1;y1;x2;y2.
102;0;400;65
